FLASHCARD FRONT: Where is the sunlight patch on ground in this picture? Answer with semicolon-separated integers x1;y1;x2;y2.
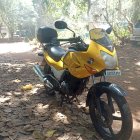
30;87;39;94
0;96;11;103
53;112;70;124
56;133;83;140
133;114;140;131
36;103;49;114
128;86;138;91
0;42;33;54
0;63;26;68
27;62;36;65
135;61;140;66
12;79;21;83
29;84;44;94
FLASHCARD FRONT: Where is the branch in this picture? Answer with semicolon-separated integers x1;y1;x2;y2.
103;15;122;41
104;0;122;42
116;8;133;32
87;0;91;16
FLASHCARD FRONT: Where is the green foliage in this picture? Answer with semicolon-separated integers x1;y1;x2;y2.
40;0;89;40
0;0;138;43
131;0;140;23
0;0;37;39
43;0;88;20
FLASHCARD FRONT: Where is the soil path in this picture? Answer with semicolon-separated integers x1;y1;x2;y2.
110;45;140;140
0;42;140;140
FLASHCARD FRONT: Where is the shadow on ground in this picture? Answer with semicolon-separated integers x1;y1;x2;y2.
0;43;140;140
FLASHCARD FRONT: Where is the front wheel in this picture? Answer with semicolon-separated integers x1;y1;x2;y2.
89;85;133;140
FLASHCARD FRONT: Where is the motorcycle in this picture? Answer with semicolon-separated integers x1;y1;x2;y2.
33;21;133;140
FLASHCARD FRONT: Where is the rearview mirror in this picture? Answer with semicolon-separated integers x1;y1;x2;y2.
106;27;112;34
55;21;68;29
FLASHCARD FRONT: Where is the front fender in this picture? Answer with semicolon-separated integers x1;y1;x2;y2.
86;82;127;106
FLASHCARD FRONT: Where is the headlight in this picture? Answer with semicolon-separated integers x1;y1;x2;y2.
100;51;118;69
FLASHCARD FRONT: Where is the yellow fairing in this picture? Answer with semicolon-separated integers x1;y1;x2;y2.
64;40;117;78
64;41;104;78
44;51;64;70
44;40;117;78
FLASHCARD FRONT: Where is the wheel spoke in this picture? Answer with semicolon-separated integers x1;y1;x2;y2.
113;115;122;121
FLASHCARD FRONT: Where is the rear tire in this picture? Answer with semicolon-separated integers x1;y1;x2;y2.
89;87;133;140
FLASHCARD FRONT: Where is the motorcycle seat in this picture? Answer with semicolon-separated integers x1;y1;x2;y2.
46;46;66;62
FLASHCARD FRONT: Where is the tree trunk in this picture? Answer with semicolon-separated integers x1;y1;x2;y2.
87;0;91;17
120;11;133;32
132;0;140;23
104;15;122;41
8;28;14;41
104;0;122;42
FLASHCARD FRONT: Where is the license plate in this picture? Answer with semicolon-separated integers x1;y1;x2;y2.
105;70;121;76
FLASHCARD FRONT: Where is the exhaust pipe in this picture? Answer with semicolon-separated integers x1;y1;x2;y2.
33;64;53;88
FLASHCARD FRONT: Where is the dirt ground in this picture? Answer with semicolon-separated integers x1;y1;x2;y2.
0;42;140;140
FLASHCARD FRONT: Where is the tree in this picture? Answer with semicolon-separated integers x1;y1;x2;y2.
91;0;133;43
132;0;140;23
33;0;89;36
0;0;37;39
0;0;17;39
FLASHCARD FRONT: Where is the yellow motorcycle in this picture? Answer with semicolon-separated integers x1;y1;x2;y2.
34;21;133;140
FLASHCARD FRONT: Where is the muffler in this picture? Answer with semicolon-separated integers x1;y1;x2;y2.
33;64;53;88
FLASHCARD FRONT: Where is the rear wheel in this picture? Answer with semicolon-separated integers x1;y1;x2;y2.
89;87;133;140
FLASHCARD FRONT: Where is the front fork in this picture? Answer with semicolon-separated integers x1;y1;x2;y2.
87;82;127;122
89;75;107;113
86;81;126;113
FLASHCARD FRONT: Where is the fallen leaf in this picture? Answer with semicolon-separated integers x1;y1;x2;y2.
21;84;33;91
32;131;45;140
44;130;56;138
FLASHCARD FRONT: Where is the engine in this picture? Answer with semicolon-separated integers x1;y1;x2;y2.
60;71;89;96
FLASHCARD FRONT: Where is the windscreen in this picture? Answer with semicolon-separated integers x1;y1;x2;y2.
89;28;113;51
95;34;112;47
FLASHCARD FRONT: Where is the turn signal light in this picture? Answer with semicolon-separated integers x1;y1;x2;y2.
84;65;97;74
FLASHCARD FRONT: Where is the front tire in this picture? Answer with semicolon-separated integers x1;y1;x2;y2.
89;84;133;140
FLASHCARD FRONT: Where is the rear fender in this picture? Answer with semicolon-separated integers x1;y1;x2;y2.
86;82;127;106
